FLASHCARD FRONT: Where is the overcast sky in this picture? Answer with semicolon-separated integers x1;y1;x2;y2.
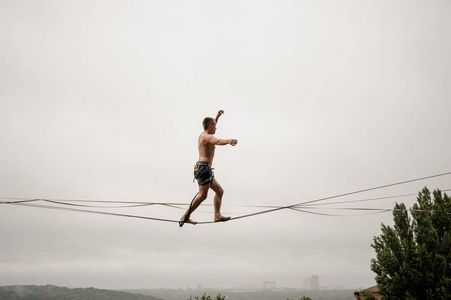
1;0;451;291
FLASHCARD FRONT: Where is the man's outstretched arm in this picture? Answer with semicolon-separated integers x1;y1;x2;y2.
205;135;238;146
215;138;238;146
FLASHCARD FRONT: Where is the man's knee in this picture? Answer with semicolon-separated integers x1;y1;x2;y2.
216;187;224;197
198;191;208;201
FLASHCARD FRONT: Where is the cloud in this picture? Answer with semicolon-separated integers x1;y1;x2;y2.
1;0;451;290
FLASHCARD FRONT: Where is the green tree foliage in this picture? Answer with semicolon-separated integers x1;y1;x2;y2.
187;293;225;300
360;290;376;300
371;187;451;299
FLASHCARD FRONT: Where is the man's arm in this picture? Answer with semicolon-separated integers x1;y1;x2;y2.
215;110;224;123
205;134;238;146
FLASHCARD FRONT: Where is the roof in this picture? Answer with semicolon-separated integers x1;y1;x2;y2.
363;285;379;293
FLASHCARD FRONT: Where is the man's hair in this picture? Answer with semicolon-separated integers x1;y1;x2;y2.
202;117;215;130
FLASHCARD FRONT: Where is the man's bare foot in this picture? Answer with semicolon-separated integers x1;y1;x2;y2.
214;215;231;223
185;218;198;225
180;215;197;227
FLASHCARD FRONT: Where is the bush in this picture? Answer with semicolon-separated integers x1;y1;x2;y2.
187;293;225;300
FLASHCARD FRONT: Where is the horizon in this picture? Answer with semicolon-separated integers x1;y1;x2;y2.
0;283;368;290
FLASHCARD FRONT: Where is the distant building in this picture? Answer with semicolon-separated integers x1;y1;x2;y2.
354;285;381;300
302;277;310;290
302;276;319;291
310;275;319;291
262;281;277;290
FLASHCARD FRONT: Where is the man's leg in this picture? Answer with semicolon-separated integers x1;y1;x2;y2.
180;184;209;225
210;179;231;222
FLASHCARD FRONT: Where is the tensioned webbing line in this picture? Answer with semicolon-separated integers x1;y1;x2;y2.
0;198;187;208
10;202;180;224
3;188;451;210
2;171;451;223
6;199;448;222
204;171;451;224
4;188;450;209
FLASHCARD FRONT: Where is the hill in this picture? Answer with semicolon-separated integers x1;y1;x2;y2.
125;288;357;300
0;285;163;300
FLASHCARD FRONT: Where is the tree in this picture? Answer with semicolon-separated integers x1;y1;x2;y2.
371;187;451;299
360;290;376;300
187;293;225;300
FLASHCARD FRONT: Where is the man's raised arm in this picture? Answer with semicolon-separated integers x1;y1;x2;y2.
215;110;224;123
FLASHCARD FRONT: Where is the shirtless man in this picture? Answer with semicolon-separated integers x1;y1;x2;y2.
179;110;238;227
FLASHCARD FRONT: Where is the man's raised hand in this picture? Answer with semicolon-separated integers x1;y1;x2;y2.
215;110;224;122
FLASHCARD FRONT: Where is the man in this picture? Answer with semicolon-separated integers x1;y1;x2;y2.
179;110;238;227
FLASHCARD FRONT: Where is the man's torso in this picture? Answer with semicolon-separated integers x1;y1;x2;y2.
198;132;215;165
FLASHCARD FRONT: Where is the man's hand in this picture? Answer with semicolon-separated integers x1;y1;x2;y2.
230;139;238;146
215;110;224;122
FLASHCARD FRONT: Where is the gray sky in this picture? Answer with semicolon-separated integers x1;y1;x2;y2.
1;0;451;291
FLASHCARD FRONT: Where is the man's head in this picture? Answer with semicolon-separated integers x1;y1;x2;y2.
203;117;216;133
